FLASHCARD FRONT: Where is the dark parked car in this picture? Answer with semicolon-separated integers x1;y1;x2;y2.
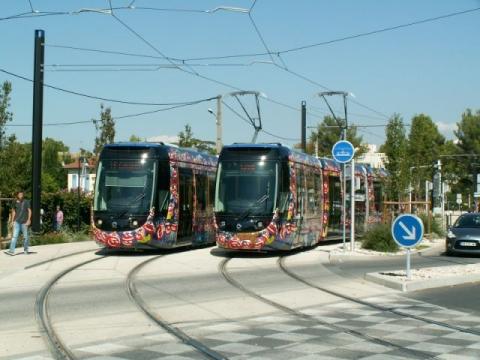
446;213;480;255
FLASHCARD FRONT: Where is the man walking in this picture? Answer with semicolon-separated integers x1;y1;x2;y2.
4;191;31;255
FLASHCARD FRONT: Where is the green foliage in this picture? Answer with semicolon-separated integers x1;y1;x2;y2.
93;104;115;156
381;114;409;201
0;134;31;197
42;137;69;190
178;124;216;154
307;116;366;157
40;191;92;232
129;134;143;142
0;81;13;149
30;229;90;246
408;114;445;200
417;213;445;237
361;223;399;252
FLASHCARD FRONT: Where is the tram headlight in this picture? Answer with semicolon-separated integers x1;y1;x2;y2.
257;221;263;229
96;219;103;226
132;220;139;227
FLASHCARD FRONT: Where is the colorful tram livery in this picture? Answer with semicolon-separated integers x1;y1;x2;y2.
214;143;384;251
92;143;217;249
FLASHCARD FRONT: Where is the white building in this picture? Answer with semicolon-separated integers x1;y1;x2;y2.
64;158;96;193
356;144;387;169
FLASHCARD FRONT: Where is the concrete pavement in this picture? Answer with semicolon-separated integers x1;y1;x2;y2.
1;240;480;359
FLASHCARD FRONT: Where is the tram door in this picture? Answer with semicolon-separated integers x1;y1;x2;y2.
178;168;193;241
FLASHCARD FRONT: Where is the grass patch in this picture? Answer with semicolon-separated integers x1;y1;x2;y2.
361;223;399;253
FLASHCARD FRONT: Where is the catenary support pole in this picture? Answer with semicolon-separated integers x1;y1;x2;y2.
301;101;306;153
31;30;45;233
216;95;222;154
350;158;355;251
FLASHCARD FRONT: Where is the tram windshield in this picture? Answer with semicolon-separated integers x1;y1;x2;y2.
215;160;278;216
94;157;157;214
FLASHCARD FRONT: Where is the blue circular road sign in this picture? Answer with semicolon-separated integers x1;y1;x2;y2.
391;214;424;248
332;140;355;163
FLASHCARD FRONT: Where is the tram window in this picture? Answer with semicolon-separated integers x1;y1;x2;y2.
208;174;215;208
157;162;170;216
306;168;316;215
315;171;322;215
296;165;306;217
278;162;290;215
195;173;207;211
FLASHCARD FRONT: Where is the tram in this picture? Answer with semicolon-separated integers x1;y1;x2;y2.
92;142;217;249
214;143;384;251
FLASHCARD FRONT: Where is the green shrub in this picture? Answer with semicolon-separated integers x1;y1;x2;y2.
30;229;90;246
40;190;92;232
418;213;445;237
361;223;399;252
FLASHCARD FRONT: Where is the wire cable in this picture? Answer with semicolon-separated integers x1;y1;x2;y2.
0;68;217;106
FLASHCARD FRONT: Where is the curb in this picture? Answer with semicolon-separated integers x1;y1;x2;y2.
365;271;480;292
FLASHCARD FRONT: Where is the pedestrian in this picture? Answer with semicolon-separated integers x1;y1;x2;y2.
4;191;31;256
54;205;64;232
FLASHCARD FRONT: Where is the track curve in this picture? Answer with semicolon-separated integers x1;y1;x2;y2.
219;257;432;360
35;256;105;360
126;255;227;360
278;255;480;337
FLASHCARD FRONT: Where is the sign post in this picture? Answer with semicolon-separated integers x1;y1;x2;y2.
332;140;355;251
391;214;424;280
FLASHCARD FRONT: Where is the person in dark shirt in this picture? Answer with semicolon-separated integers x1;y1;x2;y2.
5;191;31;255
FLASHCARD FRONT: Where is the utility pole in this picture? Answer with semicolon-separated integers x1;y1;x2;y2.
301;101;306;153
31;30;45;233
317;91;349;249
350;158;355;251
216;95;222;154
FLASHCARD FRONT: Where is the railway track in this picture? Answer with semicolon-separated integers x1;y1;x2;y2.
126;255;227;360
219;257;432;360
35;256;105;360
278;255;480;337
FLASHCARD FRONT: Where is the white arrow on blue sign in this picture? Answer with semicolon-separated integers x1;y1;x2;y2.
332;140;355;163
391;214;424;248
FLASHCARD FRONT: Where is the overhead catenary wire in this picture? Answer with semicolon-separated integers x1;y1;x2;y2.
0;68;217;106
6;101;214;127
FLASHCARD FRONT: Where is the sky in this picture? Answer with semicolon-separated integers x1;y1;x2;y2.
1;0;479;152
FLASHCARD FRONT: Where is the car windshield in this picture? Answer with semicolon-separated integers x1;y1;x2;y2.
94;158;157;214
215;160;278;216
454;214;480;228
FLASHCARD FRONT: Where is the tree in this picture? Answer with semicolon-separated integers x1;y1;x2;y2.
408;114;445;201
178;124;216;154
42;138;69;191
454;109;480;200
0;81;13;149
0;134;31;196
380;114;409;201
307;116;366;157
129;134;143;142
93;104;115;156
178;124;195;148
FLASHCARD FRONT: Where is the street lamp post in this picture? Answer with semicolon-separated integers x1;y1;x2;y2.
208;96;223;155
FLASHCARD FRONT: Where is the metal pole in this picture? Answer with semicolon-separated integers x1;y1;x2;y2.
77;157;81;232
425;180;428;214
216;95;222;154
350;158;355;251
301;101;306;153
342;127;347;250
342;163;346;250
406;248;411;280
31;29;45;233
